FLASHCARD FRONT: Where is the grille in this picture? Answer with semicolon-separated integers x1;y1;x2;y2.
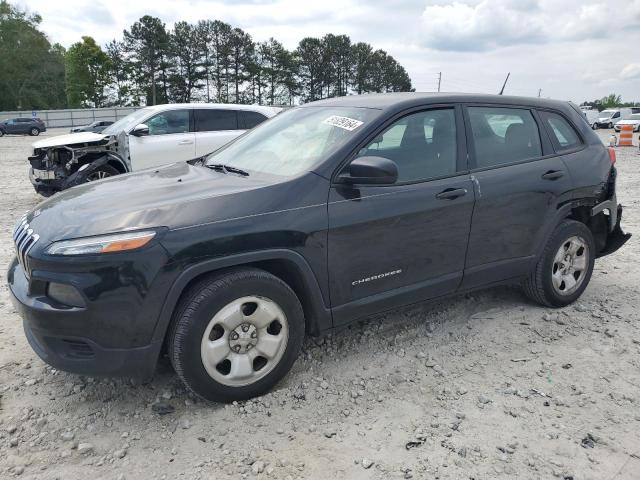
13;215;39;277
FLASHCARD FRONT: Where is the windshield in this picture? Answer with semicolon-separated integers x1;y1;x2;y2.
102;108;153;135
205;106;379;177
629;114;640;120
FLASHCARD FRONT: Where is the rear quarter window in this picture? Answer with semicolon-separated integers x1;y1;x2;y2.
239;111;268;129
540;111;583;152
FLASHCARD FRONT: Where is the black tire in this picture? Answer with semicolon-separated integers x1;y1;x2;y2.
0;129;4;137
608;122;613;129
523;220;595;308
29;127;40;136
168;268;305;402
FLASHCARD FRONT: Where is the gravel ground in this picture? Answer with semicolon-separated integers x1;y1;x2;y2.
0;128;639;480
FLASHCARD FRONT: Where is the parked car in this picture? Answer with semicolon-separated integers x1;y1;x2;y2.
613;113;640;132
70;120;114;133
9;93;630;402
581;109;599;129
0;117;46;136
27;103;281;196
594;108;632;129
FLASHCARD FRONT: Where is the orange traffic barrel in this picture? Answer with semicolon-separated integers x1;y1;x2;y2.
618;124;633;146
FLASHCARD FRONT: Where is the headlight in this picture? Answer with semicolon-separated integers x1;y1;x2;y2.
46;230;156;255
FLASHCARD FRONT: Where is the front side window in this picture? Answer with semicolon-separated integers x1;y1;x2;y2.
356;109;457;182
147;110;190;135
540;111;582;152
468;107;542;168
206;106;380;177
195;109;237;132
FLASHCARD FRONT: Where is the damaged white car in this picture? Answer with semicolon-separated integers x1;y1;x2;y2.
28;103;281;196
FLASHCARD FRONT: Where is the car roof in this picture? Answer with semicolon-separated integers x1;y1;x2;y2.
142;103;281;116
302;92;575;112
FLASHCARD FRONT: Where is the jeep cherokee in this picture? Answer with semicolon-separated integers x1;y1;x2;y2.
8;93;630;402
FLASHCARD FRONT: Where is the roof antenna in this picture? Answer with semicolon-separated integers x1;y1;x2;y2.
499;72;510;95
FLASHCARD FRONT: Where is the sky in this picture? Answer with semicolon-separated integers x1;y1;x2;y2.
19;0;640;103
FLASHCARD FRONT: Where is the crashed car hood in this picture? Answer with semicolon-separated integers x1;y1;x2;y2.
32;132;109;149
24;162;291;244
616;120;639;125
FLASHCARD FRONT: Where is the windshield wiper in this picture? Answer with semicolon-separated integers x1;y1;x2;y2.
206;163;249;176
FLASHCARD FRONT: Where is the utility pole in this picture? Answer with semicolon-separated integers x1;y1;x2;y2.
538;88;542;98
499;72;510;95
437;72;442;92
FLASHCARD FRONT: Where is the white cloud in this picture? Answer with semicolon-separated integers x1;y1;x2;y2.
15;0;640;103
420;0;640;51
620;64;640;80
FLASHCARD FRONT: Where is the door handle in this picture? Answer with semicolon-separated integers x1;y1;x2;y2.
541;170;564;180
435;188;467;200
178;140;194;145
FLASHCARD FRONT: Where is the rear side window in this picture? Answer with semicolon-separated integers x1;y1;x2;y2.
239;111;268;129
194;109;238;132
468;107;542;168
540;111;582;152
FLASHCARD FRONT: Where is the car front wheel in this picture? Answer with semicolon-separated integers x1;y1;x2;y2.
168;268;305;402
523;220;595;308
29;127;40;136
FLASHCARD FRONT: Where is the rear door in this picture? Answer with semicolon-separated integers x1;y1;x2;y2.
461;105;573;288
128;109;195;171
194;109;242;157
328;106;475;325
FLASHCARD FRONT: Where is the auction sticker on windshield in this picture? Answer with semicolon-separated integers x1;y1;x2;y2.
322;115;364;131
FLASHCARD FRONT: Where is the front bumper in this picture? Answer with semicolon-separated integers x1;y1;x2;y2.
7;257;165;379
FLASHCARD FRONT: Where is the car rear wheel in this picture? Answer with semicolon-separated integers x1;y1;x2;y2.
607;122;613;129
523;220;595;308
168;268;305;402
0;129;4;137
29;127;40;136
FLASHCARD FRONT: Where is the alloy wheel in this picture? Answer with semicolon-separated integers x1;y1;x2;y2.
86;170;112;181
551;236;589;296
200;296;289;387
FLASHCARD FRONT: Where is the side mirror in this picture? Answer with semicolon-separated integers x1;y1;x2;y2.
131;123;149;137
338;156;398;185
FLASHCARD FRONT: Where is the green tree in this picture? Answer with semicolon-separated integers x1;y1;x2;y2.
65;36;111;107
168;21;205;103
0;0;66;110
295;37;324;102
105;40;131;106
123;15;170;105
227;27;254;103
600;93;623;109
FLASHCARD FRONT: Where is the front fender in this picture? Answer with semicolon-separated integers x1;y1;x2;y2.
150;249;332;346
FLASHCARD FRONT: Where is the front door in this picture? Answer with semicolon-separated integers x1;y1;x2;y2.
328;107;475;325
128;109;195;171
461;105;573;288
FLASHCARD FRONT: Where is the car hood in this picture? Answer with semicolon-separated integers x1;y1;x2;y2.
25;162;283;243
616;119;640;124
32;132;109;149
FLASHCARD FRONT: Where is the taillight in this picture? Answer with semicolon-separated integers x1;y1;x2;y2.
608;147;616;165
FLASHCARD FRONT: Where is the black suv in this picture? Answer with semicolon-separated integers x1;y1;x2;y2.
0;117;46;136
8;93;629;402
